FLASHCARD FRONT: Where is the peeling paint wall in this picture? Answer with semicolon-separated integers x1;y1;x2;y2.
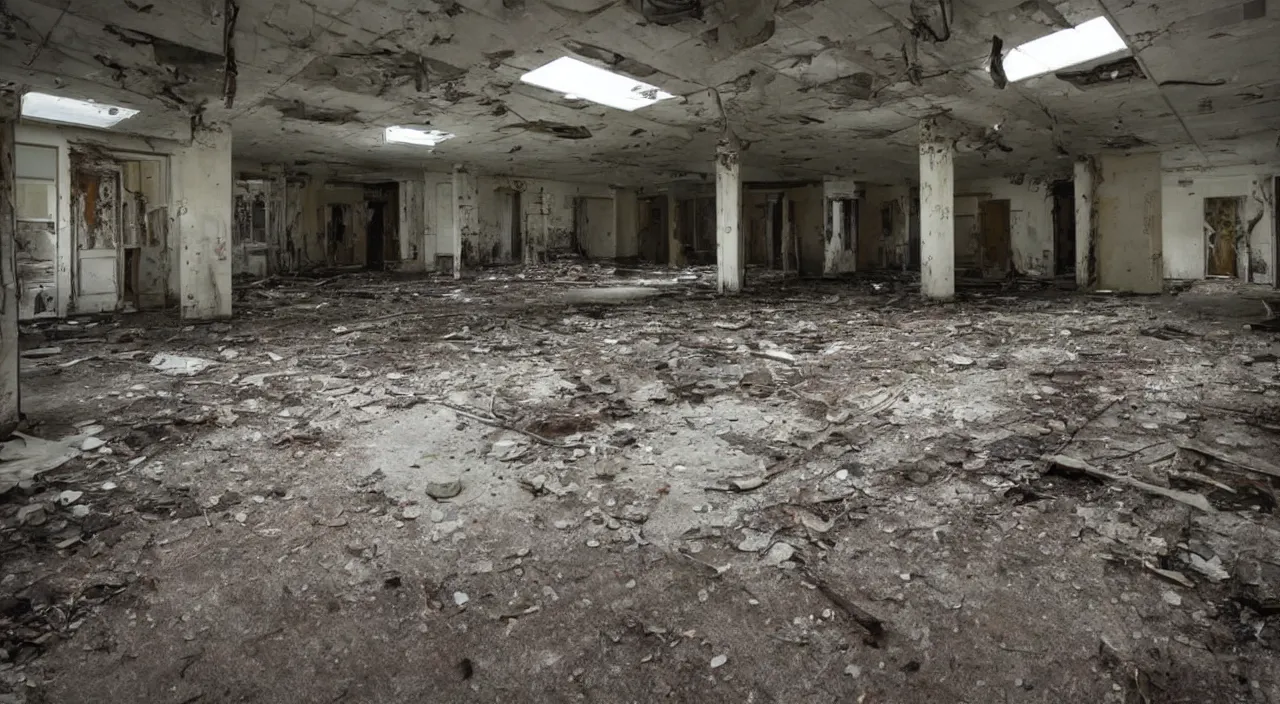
397;179;426;271
953;195;981;271
580;197;615;259
822;179;859;275
233;179;272;278
1162;165;1276;284
859;185;910;269
173;125;233;320
14;144;58;319
1;97;20;435
743;190;772;267
614;188;639;261
229;175;403;277
786;184;825;276
17;123;179;317
956;177;1056;277
421;172;615;268
1097;153;1163;293
119;157;168;310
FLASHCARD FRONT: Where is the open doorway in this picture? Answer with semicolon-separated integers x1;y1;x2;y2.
638;196;668;265
770;195;783;268
1205;196;1243;278
979;198;1012;278
1052;180;1075;276
366;201;386;270
510;190;522;261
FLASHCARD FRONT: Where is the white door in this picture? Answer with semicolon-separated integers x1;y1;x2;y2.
72;162;121;313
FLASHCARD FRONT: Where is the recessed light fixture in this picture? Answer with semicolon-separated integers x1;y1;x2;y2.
520;56;675;112
1003;17;1128;83
21;92;139;128
385;126;455;146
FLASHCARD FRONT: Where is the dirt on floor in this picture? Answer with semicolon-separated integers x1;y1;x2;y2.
3;265;1280;704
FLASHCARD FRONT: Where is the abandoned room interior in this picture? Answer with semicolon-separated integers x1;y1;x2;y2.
1;0;1280;701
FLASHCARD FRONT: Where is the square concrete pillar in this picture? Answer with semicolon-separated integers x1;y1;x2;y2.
174;123;233;320
919;122;955;301
716;139;742;293
0;91;21;434
1074;158;1097;289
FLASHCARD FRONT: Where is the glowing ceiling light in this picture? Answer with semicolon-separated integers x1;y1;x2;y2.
385;126;455;146
520;56;675;112
21;92;139;128
1003;17;1128;83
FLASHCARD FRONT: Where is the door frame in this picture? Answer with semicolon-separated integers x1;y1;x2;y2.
1203;195;1244;278
71;159;124;314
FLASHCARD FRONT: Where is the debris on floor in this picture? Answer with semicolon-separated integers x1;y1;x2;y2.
6;268;1280;703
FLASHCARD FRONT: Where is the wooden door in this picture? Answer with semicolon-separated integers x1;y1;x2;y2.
1205;197;1241;277
71;159;122;313
979;198;1012;279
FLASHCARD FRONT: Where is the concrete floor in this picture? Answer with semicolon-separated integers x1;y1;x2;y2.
3;267;1280;703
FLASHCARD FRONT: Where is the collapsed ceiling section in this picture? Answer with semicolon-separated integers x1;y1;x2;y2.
0;0;1276;184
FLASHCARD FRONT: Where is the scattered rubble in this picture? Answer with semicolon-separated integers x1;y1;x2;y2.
6;268;1280;702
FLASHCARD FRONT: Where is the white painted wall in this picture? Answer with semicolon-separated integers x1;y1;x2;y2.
1162;165;1275;284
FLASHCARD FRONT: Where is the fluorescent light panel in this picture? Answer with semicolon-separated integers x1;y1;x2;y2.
1003;17;1128;82
21;92;139;128
520;56;675;112
385;126;455;146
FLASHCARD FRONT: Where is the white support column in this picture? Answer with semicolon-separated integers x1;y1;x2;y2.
174;123;233;319
919;121;955;300
1074;157;1095;289
451;164;476;280
0;91;20;434
715;138;742;293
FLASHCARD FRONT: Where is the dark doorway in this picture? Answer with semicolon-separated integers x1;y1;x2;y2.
511;190;523;262
572;197;587;256
770;195;783;267
1052;180;1075;276
327;204;347;265
979;199;1012;278
366;202;386;270
838;197;858;255
787;198;800;273
638;196;668;264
